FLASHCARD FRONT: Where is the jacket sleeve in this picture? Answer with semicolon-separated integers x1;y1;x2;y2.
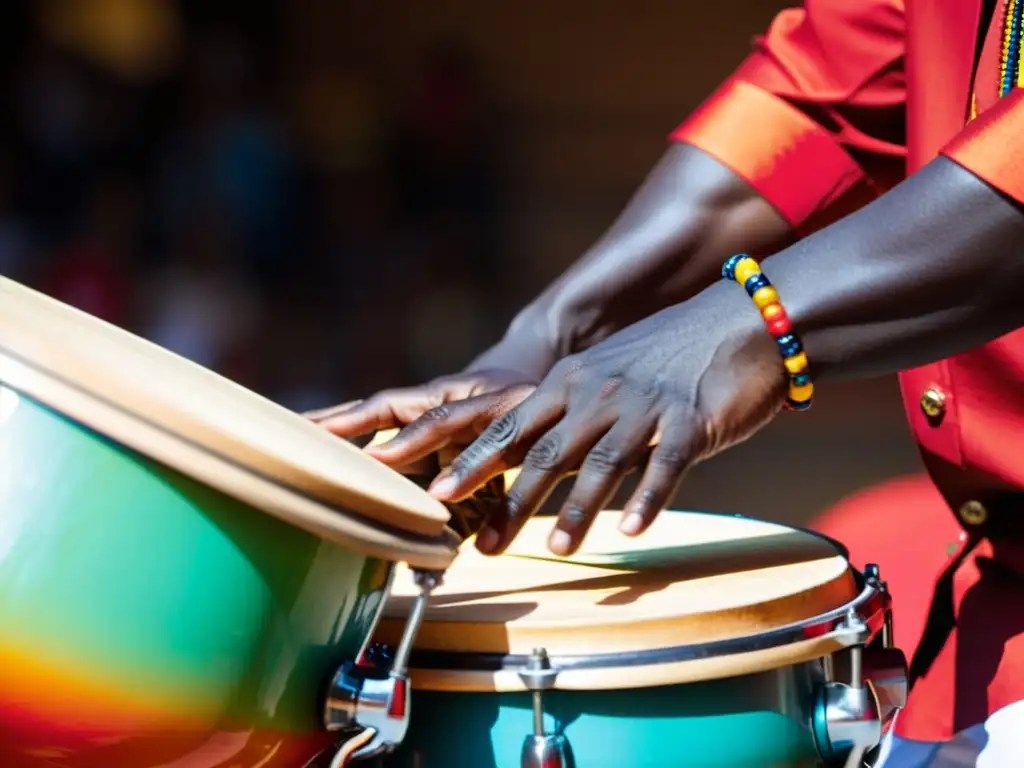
672;0;907;231
942;89;1024;206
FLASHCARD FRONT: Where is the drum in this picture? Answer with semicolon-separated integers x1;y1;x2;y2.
0;276;458;767
374;512;908;768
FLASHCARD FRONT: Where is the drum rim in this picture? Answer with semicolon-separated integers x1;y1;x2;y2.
399;571;887;691
0;276;451;537
409;572;884;672
0;350;459;570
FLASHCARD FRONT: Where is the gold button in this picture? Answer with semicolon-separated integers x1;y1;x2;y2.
958;500;988;527
920;388;946;420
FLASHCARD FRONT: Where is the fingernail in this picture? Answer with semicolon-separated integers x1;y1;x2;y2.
476;526;499;553
429;474;458;499
620;512;644;535
549;529;572;555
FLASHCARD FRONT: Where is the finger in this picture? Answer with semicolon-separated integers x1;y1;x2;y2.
547;417;657;556
368;385;535;466
360;428;436;476
304;399;363;421
619;415;702;536
428;388;566;504
314;389;442;437
478;411;617;555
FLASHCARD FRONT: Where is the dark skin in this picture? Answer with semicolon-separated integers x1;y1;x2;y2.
311;144;790;454
420;157;1024;556
314;135;1024;556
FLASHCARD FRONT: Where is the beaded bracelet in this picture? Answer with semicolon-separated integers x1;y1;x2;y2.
721;254;813;411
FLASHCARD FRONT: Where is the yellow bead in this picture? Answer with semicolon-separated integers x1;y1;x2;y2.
788;382;814;402
752;287;780;310
761;303;784;321
783;352;808;375
733;257;760;285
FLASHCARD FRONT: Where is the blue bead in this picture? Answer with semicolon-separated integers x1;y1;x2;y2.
722;254;746;282
791;371;812;387
744;273;770;296
776;333;802;358
786;398;812;412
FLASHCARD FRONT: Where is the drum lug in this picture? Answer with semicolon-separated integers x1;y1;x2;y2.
518;648;573;768
860;564;906;724
322;569;442;761
863;564;895;649
521;734;572;768
814;680;882;763
863;646;908;727
813;595;908;766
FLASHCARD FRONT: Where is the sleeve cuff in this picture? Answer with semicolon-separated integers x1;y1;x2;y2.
942;88;1024;206
671;80;865;229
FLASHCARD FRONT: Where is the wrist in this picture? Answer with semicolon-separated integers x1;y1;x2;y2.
719;254;815;410
465;305;560;380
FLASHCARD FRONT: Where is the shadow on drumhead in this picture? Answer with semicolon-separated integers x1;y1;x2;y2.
429;529;839;611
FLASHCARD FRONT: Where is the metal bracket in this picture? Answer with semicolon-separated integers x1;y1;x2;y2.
518;648;572;768
813;564;908;766
322;569;442;761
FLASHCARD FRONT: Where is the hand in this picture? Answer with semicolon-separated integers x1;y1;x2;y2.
427;282;789;556
307;369;538;468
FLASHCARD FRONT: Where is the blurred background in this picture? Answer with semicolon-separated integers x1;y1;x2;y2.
0;0;923;527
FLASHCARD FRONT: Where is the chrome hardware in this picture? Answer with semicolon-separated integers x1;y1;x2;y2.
813;564;907;766
864;646;908;726
817;680;881;757
864;564;894;650
322;569;442;761
882;608;894;650
521;735;572;768
518;648;572;768
520;647;559;693
860;565;906;724
406;560;891;677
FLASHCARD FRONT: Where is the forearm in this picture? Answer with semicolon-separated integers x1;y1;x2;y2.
470;143;790;378
762;157;1024;380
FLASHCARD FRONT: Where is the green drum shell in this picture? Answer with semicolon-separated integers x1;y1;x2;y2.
0;384;391;766
387;663;826;768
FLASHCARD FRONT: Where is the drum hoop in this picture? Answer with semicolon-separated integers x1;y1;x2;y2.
405;574;887;675
0;275;451;537
0;349;459;569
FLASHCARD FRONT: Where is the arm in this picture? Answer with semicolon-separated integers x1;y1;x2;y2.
318;0;909;463
315;142;791;444
479;0;908;375
762;99;1024;378
472;144;790;375
429;106;1024;556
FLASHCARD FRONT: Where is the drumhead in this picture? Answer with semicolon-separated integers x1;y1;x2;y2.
0;277;455;567
375;510;861;689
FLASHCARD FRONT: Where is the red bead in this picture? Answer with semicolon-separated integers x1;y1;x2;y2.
766;314;792;336
387;677;408;719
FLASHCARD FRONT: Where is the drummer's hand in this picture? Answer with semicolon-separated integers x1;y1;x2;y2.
307;370;538;467
428;282;789;556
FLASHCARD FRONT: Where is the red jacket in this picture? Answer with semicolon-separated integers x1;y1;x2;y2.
673;0;1024;743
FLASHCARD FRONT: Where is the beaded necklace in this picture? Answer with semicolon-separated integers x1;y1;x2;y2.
1001;0;1024;94
970;0;1024;120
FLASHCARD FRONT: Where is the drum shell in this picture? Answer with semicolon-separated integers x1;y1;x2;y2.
387;661;825;768
0;386;390;767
